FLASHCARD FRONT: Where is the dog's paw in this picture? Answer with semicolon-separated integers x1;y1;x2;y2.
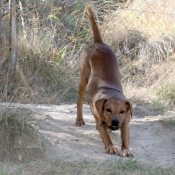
105;145;118;154
75;120;85;126
120;149;133;157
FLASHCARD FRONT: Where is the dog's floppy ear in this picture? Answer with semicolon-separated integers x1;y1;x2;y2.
95;98;107;115
125;101;132;118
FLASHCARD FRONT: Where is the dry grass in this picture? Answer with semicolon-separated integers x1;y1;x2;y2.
103;0;175;106
1;1;88;103
0;0;174;105
0;158;175;175
160;111;175;129
0;0;133;104
105;0;175;64
0;106;45;161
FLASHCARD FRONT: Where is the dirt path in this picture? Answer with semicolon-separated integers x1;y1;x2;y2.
1;102;175;166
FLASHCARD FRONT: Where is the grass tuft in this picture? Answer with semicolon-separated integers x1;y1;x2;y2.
160;111;175;128
20;158;175;175
0;106;45;161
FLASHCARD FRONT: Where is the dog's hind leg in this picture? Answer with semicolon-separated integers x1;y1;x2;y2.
76;51;91;126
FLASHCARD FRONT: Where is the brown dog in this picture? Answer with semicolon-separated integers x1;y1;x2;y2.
76;7;132;156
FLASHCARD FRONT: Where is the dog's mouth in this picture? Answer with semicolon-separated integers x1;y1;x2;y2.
109;125;119;131
101;121;120;130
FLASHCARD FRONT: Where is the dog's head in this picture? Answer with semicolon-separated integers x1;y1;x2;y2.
95;98;132;130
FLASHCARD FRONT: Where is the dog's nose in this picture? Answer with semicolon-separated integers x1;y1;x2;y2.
111;118;119;126
109;118;120;130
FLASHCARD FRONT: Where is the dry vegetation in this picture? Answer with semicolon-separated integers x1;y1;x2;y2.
0;0;175;174
0;106;45;162
0;0;174;105
104;0;175;105
1;158;174;175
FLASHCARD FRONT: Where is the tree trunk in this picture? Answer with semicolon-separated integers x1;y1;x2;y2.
9;0;17;71
0;0;4;44
0;0;3;20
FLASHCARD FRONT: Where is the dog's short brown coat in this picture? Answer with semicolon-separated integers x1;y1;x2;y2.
76;7;132;156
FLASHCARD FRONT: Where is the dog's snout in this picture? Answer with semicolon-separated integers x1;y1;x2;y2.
109;118;120;131
111;118;119;126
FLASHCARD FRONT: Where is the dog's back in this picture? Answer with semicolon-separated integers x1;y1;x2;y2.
85;7;123;100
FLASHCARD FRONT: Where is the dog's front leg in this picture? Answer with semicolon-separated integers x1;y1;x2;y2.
97;122;118;154
120;123;132;157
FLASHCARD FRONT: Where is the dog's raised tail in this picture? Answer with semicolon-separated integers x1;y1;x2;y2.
86;7;103;43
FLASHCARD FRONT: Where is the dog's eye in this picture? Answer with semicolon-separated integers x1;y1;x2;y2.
106;108;112;112
120;110;125;114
